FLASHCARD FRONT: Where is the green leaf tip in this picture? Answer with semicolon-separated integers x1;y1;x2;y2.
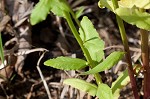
30;0;71;25
81;51;124;75
79;16;104;63
44;56;88;70
63;78;97;96
50;0;71;18
96;84;113;99
30;0;52;25
98;0;114;11
75;7;85;19
111;69;130;98
116;7;150;31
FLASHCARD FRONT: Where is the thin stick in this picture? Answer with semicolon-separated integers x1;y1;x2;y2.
104;45;141;52
36;52;52;99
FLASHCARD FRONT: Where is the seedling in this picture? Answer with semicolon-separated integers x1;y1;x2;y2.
30;0;149;98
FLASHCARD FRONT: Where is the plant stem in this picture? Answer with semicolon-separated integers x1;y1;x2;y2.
140;29;150;99
64;12;102;84
112;0;139;98
0;33;4;64
67;2;85;38
70;11;86;42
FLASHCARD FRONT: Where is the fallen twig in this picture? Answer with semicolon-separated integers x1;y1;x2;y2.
36;52;52;99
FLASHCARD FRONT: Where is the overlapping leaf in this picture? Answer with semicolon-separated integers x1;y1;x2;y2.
119;0;150;9
116;7;150;30
79;16;104;63
96;84;113;99
50;0;71;18
64;78;97;96
30;0;71;25
99;0;150;10
44;56;87;70
99;0;150;30
81;52;124;75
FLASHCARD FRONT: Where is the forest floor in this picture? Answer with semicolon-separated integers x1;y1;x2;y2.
0;0;143;99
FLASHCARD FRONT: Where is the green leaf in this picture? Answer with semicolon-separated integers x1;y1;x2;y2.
119;0;150;9
98;0;150;30
99;0;150;10
50;0;71;18
79;16;101;41
30;0;71;25
84;39;104;63
63;78;97;96
30;0;52;25
0;33;4;64
116;7;150;30
118;0;135;8
79;16;104;63
134;0;150;9
75;7;84;19
111;69;130;98
44;56;87;70
96;84;113;99
81;51;124;75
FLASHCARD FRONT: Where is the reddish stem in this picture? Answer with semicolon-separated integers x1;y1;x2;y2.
140;29;150;99
111;0;139;98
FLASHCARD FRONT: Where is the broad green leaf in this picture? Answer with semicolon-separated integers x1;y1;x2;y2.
96;84;113;99
119;0;150;9
111;69;130;98
81;52;124;75
0;33;4;64
30;0;52;25
99;0;150;10
50;0;71;18
64;78;97;96
44;56;87;70
79;16;104;63
75;7;84;19
116;7;150;30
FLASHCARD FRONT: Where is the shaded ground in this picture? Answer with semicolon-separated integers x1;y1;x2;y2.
0;0;143;99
